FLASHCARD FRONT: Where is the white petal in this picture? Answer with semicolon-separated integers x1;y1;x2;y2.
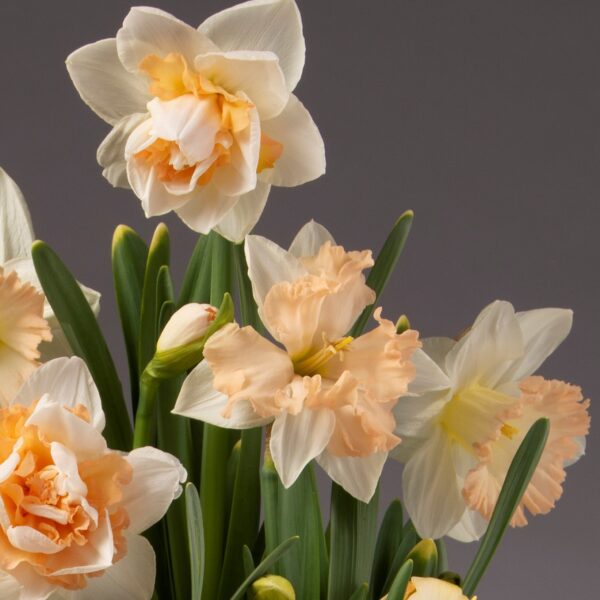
259;94;325;187
13;357;105;432
445;300;524;390
0;167;34;263
6;564;55;600
447;509;488;543
7;525;63;554
116;7;217;74
270;409;335;488
173;361;272;429
288;220;335;258
498;308;573;383
121;447;187;535
72;534;156;600
244;234;306;310
66;38;150;126
199;0;305;92
408;348;451;395
421;337;455;369
97;113;148;188
215;181;271;243
195;51;289;120
317;451;387;504
0;573;20;599
402;427;467;539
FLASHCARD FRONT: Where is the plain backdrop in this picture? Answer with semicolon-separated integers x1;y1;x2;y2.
1;1;598;597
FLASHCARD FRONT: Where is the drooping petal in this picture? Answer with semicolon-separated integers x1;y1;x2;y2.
195;51;289;120
317;450;387;504
259;94;325;187
198;0;305;92
66;38;151;126
121;447;186;535
245;234;306;310
288;220;335;258
402;427;469;539
215;180;271;243
445;300;524;390
173;361;274;429
0;168;34;263
204;323;294;418
71;534;156;600
97;113;149;188
117;7;217;74
12;357;105;432
270;408;335;488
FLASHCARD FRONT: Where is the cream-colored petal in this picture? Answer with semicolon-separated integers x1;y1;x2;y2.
204;323;294;418
66;38;151;126
97;113;148;188
270;408;335;488
0;572;20;599
410;577;470;600
288;220;335;258
421;337;455;370
174;184;240;234
402;427;468;539
198;0;305;92
259;94;325;187
116;7;217;74
215;181;271;243
408;348;451;396
445;300;523;390
13;357;105;432
173;361;273;429
121;447;186;535
195;51;289;120
317;450;387;504
446;509;488;543
0;168;34;263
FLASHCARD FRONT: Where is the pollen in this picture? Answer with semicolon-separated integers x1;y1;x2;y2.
501;423;519;440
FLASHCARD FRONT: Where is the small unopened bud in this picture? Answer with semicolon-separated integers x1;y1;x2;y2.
157;303;217;352
249;575;296;600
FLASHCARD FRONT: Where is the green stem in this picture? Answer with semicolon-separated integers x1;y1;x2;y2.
133;372;159;448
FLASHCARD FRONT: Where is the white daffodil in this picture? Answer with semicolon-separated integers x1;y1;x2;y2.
174;221;421;502
66;0;325;243
0;168;101;361
0;357;186;600
393;300;590;542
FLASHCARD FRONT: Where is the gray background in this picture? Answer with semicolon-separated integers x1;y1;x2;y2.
1;0;598;597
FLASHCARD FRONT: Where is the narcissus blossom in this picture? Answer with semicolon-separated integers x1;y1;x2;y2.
0;168;101;361
157;303;217;352
66;0;325;242
174;221;420;502
401;577;472;600
393;300;590;541
0;357;186;599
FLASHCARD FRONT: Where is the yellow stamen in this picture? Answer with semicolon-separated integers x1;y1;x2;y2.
501;423;519;439
293;336;353;376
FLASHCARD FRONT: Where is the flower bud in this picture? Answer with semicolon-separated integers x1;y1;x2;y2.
157;303;217;352
249;575;296;600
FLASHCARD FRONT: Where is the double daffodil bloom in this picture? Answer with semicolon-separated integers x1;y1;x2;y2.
66;0;325;242
0;357;186;599
174;222;421;501
393;300;590;541
0;168;101;362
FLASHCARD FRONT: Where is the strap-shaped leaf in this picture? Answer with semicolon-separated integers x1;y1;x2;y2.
178;234;208;306
386;559;414;600
462;418;550;596
405;539;437;577
185;483;205;600
351;210;413;336
230;536;299;600
32;241;131;450
381;521;417;595
348;583;370;600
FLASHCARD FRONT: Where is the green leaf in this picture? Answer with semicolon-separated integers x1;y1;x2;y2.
138;223;170;373
186;483;205;600
348;583;370;600
327;483;379;600
111;225;148;412
370;499;404;598
381;521;417;595
233;241;262;330
260;453;280;556
178;234;208;306
32;241;131;450
462;418;550;596
435;538;449;574
386;559;414;600
276;465;326;600
405;539;437;577
242;545;255;579
351;210;414;336
230;536;300;600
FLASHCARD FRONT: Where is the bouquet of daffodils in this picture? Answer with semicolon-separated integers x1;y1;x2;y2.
0;1;590;599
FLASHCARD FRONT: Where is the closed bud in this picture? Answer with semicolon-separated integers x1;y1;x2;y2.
157;303;217;352
249;575;296;600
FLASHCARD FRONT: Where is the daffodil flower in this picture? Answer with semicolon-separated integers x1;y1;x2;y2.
66;0;325;242
0;168;101;362
0;357;186;599
381;577;473;600
393;300;590;541
174;221;420;502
